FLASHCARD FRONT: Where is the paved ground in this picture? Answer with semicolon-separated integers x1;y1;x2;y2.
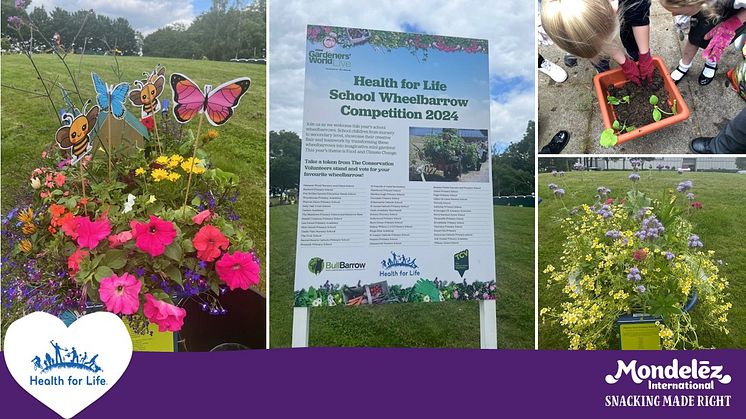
538;3;745;154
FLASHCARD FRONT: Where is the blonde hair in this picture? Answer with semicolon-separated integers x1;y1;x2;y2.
541;0;619;59
658;0;726;19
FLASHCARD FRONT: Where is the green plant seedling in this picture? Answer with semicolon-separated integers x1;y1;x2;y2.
607;95;630;106
649;95;674;122
600;128;618;148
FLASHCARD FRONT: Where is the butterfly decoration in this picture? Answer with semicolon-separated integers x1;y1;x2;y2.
129;65;166;117
170;73;251;126
55;103;100;165
91;72;129;120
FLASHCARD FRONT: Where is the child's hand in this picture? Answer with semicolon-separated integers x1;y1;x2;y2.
703;15;743;62
638;52;654;85
620;58;641;86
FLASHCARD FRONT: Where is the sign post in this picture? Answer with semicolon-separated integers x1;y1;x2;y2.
294;25;496;347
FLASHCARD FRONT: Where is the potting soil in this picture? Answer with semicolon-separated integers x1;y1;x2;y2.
607;69;674;129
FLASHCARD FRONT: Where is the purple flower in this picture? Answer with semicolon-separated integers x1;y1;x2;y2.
634;216;665;241
627;267;641;281
15;0;29;9
628;173;640;182
597;186;611;196
596;204;613;219
7;16;22;30
605;230;621;239
554;188;565;197
665;251;675;261
548;183;558;191
198;260;208;269
688;234;703;248
135;267;146;277
635;285;646;293
686;192;695;201
559;171;565;177
573;162;584;171
630;159;642;169
677;180;693;193
551;170;558;177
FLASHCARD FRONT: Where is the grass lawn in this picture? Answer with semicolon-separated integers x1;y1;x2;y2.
269;204;534;348
1;54;266;293
538;171;746;349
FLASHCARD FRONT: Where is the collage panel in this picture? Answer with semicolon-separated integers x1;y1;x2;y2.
268;0;536;348
1;1;267;351
537;157;746;349
538;0;745;154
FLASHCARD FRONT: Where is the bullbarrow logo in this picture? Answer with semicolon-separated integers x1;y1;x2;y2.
605;359;731;385
308;257;324;275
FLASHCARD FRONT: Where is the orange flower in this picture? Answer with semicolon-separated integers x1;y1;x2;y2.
18;208;34;224
22;223;36;235
49;204;67;227
19;239;32;253
48;226;57;234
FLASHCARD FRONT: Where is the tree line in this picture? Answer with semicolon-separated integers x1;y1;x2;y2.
2;0;266;60
143;0;266;61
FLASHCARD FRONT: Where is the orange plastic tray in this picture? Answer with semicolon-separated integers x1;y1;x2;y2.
592;57;690;144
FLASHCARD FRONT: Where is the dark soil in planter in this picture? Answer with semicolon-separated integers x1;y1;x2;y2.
607;69;674;128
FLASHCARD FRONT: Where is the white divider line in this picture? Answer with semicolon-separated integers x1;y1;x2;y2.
291;307;310;348
479;300;498;349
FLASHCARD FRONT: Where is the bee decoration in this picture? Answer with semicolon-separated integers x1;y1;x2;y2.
129;64;166;117
55;103;100;165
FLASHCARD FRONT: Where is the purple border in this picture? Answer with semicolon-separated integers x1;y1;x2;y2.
1;349;743;418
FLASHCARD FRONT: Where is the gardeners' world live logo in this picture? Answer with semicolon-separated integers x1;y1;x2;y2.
603;359;733;408
308;257;366;275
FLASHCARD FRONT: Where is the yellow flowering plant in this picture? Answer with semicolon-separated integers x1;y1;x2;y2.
541;179;730;350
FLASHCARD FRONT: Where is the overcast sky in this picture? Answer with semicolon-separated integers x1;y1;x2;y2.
29;0;215;35
269;0;535;149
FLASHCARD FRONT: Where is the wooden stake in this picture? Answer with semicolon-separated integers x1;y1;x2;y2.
182;113;205;214
79;161;87;216
153;112;163;154
107;115;113;181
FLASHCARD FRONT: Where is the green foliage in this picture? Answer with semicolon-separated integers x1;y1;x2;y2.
607;95;630;106
1;2;139;54
269;130;301;195
492;120;534;196
143;0;266;61
600;128;618;148
649;95;659;106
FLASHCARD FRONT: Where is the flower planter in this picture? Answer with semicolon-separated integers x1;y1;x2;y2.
593;57;690;144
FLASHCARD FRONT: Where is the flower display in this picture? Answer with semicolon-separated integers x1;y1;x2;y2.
143;294;187;332
541;173;730;350
216;251;261;290
1;65;260;336
99;273;142;315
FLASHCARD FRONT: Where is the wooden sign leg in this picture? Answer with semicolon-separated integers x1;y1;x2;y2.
291;307;310;348
479;300;497;349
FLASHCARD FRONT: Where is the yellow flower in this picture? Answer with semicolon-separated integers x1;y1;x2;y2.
22;222;36;235
155;155;170;165
543;265;555;274
147;195;157;204
151;168;169;182
168;154;184;169
19;239;32;253
658;328;674;339
206;129;219;140
18;208;34;224
167;172;182;182
135;167;146;176
181;157;206;174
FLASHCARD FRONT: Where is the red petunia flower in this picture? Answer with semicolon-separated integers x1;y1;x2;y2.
192;225;229;262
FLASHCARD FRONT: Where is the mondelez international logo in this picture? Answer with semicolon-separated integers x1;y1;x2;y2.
605;359;732;386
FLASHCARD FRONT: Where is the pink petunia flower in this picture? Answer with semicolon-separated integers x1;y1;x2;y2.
108;230;133;248
54;172;66;187
192;225;229;262
132;215;177;256
67;248;89;277
143;294;186;332
76;215;112;249
192;209;212;225
99;273;142;315
215;251;260;290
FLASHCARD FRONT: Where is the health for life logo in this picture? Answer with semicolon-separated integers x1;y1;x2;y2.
31;340;104;382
